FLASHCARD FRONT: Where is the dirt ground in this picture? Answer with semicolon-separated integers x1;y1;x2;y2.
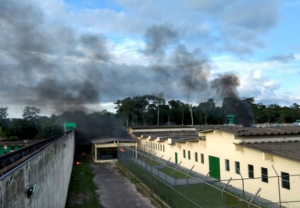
90;162;157;208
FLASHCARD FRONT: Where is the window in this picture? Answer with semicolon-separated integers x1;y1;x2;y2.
248;165;254;178
188;151;191;160
281;172;290;189
183;150;186;158
195;152;198;162
201;154;204;164
163;145;165;152
235;161;240;174
261;167;268;183
225;159;230;171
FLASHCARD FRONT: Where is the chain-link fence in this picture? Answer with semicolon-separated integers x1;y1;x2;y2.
118;145;263;208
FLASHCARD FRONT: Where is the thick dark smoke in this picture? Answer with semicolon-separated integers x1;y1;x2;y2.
211;74;254;126
0;0;108;113
141;24;253;126
142;25;210;101
172;45;210;100
54;110;130;153
143;24;179;57
0;1;254;128
80;34;111;62
210;74;240;98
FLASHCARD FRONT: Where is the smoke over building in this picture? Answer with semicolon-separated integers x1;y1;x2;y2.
0;1;254;127
211;74;254;126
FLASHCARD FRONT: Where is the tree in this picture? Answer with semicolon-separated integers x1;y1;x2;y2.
115;98;136;127
35;116;63;139
197;99;216;125
188;104;194;125
0;106;8;119
0;126;6;138
8;118;38;139
133;95;152;126
22;106;40;123
152;92;165;126
0;107;10;129
263;104;281;123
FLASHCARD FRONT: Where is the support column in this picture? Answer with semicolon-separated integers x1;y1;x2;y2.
94;145;97;162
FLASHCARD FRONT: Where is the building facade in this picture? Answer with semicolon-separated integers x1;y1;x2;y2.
131;126;300;208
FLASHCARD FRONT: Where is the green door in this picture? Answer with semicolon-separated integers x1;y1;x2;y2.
7;145;11;153
175;152;178;164
209;156;220;180
0;146;4;155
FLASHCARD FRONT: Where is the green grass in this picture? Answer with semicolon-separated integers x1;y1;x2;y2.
65;156;99;208
157;166;188;179
119;158;258;208
138;155;161;166
138;155;198;179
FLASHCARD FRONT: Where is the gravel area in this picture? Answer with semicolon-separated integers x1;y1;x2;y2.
90;162;157;208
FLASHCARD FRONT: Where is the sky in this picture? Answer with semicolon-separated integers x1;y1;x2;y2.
0;0;300;118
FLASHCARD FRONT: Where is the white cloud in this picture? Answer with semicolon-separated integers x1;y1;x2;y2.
108;38;150;66
211;54;300;106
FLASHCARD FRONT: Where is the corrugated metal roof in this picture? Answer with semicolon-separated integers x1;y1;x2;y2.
239;141;300;162
200;126;300;136
90;137;135;144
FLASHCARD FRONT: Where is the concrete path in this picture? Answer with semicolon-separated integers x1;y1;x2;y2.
90;162;157;208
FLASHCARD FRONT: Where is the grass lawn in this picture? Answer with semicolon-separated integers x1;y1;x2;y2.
120;158;259;208
138;155;199;179
157;166;188;179
65;156;99;208
138;155;161;166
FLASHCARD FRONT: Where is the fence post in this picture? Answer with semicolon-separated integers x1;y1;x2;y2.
175;161;182;208
202;171;210;208
175;161;182;186
165;157;171;166
272;165;282;208
165;158;171;204
135;144;138;158
186;165;195;208
165;158;171;184
249;188;261;208
238;168;245;208
222;178;232;207
150;153;156;174
157;155;164;178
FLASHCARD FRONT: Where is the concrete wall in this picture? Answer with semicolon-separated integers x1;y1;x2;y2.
0;132;75;208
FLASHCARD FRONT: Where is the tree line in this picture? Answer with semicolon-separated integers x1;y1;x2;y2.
115;95;300;127
0;106;63;140
0;106;118;141
1;95;300;140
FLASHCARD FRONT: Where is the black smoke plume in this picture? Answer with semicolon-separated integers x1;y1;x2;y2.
0;0;107;113
143;24;179;57
172;45;210;100
211;74;253;126
142;25;210;102
0;1;254;130
54;111;130;154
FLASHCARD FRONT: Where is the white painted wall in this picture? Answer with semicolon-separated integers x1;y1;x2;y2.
134;130;300;208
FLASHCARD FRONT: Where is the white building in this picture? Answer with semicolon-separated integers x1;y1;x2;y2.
91;137;137;163
130;125;300;208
